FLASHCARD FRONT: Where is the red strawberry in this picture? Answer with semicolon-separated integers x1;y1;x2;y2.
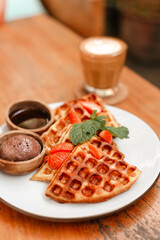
69;108;81;124
48;152;70;170
50;142;74;154
99;130;112;144
88;143;103;159
79;101;102;114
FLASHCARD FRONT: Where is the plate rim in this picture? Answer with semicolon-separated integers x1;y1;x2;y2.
0;102;160;221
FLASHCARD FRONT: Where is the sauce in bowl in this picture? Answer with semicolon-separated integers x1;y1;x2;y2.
6;100;54;135
9;108;50;130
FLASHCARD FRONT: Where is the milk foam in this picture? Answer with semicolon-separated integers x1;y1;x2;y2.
85;39;122;55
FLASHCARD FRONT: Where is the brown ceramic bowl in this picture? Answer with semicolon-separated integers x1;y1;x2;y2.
5;99;54;135
0;130;46;175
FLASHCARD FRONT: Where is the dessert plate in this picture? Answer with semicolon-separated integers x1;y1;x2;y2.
0;103;159;221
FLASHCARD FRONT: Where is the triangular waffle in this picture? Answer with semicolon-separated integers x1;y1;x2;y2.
30;161;56;182
53;93;106;122
42;93;120;154
30;125;73;182
42;103;90;154
45;137;141;203
31;93;121;182
30;125;120;182
98;111;120;127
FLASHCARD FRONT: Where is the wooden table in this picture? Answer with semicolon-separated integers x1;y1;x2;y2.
0;15;159;240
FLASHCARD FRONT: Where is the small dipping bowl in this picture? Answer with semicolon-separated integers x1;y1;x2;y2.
0;130;46;175
5;100;54;135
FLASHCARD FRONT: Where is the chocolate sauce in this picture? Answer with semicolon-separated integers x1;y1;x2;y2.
9;108;50;129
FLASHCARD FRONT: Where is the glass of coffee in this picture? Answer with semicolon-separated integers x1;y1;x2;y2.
79;37;128;100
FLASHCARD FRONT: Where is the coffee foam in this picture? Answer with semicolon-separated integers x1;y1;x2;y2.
84;39;122;55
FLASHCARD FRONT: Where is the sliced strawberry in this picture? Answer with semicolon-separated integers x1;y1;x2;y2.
88;143;103;159
79;101;102;114
99;130;112;144
69;108;81;124
50;142;74;154
48;152;70;170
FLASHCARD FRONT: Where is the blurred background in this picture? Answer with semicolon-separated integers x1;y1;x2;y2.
1;0;160;88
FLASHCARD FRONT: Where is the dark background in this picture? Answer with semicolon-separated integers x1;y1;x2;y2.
106;0;160;88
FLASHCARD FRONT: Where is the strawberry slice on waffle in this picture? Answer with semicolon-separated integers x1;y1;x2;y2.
50;143;74;154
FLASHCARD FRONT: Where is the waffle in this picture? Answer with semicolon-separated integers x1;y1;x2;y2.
42;93;120;154
53;93;106;122
30;162;56;182
42;93;106;153
42;119;71;154
31;93;121;182
45;137;141;203
30;125;73;182
98;112;120;128
42;104;90;154
30;126;119;182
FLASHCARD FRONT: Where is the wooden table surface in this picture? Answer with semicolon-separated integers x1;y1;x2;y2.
0;15;159;240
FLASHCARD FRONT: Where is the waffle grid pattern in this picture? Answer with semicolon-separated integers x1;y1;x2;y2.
53;93;106;121
42;94;120;154
30;125;72;182
45;138;141;203
31;93;122;182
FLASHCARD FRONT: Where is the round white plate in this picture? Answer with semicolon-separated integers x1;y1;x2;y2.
0;103;159;221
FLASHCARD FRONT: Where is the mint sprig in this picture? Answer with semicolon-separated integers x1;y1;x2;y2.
103;126;129;139
70;121;98;145
69;110;129;145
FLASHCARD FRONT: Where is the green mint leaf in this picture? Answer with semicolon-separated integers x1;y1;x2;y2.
69;122;90;145
90;110;97;120
94;115;106;122
70;111;129;145
103;126;129;139
99;120;106;130
83;119;100;138
69;123;83;145
70;119;101;145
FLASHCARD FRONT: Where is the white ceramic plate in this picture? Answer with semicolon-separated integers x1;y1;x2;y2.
0;103;160;221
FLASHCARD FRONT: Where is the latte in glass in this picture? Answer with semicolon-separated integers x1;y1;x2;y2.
79;37;128;97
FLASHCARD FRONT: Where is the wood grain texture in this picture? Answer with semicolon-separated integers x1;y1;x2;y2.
0;14;159;240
